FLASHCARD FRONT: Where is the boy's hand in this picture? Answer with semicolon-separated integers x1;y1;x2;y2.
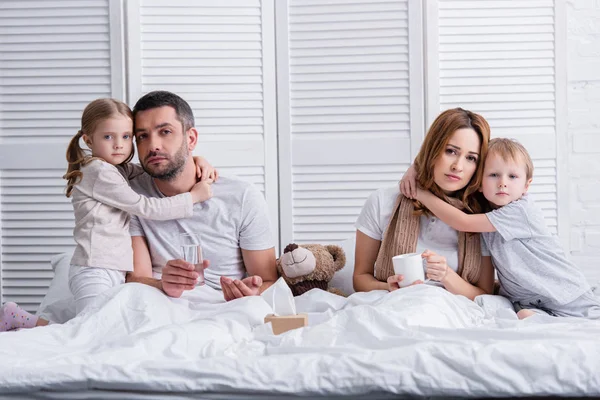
192;156;219;183
399;164;417;199
414;186;425;201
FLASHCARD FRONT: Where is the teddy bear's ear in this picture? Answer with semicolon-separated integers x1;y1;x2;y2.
283;243;299;254
325;245;346;271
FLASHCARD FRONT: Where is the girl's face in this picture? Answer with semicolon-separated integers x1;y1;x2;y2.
84;115;133;165
432;128;481;194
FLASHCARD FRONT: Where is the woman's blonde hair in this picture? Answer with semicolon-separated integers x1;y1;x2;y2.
487;138;534;180
413;107;490;215
63;98;133;197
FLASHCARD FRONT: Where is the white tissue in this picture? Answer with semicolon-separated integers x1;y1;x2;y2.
261;277;297;316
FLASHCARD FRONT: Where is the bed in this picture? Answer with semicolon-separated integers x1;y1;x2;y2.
1;244;599;399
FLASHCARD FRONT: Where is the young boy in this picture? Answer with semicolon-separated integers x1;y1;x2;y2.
414;138;599;319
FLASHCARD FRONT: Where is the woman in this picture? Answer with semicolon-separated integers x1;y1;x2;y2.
353;108;494;300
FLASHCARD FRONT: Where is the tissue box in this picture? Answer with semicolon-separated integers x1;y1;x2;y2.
264;313;308;335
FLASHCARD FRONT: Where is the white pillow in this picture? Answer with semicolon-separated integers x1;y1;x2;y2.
36;252;76;324
330;236;356;296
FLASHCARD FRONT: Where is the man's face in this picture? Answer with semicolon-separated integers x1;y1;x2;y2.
134;106;189;181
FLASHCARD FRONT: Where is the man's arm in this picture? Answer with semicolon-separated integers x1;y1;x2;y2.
128;235;203;298
126;236;163;291
221;182;278;301
220;247;278;301
242;247;278;293
416;188;496;233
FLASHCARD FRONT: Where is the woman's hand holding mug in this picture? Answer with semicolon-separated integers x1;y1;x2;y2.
422;250;452;283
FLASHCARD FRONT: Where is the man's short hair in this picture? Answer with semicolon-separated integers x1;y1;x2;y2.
133;90;195;132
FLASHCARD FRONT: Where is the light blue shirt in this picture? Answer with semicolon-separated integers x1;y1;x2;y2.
483;194;589;305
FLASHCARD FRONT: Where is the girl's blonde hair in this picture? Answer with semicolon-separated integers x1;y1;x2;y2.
487;138;534;180
63;98;133;197
413;107;491;215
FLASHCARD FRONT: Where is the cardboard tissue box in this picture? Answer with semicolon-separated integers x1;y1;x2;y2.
264;313;308;335
261;277;308;335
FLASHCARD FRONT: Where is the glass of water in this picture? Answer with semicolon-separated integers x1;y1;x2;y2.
179;233;205;286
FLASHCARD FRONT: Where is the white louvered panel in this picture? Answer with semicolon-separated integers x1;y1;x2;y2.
133;0;279;238
528;160;558;231
283;0;421;245
437;0;559;234
0;0;113;144
292;164;410;244
0;0;120;311
1;170;76;313
140;0;264;140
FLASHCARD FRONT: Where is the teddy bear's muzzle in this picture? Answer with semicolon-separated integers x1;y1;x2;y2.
280;247;316;278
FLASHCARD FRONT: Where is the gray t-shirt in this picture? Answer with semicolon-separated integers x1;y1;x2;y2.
128;175;274;290
483;194;589;305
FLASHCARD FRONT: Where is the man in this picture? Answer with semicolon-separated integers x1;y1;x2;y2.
126;90;278;300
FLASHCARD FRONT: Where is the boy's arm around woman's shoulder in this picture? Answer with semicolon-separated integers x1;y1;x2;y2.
416;188;496;233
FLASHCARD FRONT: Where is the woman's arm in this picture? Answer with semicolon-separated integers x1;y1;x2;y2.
416;189;495;233
353;231;389;292
428;253;494;300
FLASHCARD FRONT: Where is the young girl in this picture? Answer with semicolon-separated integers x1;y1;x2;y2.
407;138;599;319
0;98;217;331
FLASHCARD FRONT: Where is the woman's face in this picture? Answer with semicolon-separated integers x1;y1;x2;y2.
432;128;481;194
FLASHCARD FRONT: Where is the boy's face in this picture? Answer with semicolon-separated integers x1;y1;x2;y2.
480;153;532;208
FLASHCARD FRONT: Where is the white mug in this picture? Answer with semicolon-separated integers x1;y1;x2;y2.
392;253;425;287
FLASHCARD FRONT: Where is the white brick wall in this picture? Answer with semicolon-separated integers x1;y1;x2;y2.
567;0;600;284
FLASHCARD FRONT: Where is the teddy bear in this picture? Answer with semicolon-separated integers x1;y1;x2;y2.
276;243;346;297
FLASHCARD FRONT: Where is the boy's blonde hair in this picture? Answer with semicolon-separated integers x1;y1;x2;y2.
487;138;534;180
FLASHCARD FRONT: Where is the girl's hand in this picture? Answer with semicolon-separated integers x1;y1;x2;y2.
192;156;219;183
399;164;417;199
387;274;424;292
190;181;213;203
422;250;452;283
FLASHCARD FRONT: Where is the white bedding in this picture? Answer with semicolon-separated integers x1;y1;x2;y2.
1;282;600;397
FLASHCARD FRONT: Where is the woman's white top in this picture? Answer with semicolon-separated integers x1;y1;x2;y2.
356;186;490;278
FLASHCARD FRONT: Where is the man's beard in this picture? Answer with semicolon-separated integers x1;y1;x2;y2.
141;141;188;181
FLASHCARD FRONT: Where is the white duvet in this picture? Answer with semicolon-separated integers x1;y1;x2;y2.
1;281;599;397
